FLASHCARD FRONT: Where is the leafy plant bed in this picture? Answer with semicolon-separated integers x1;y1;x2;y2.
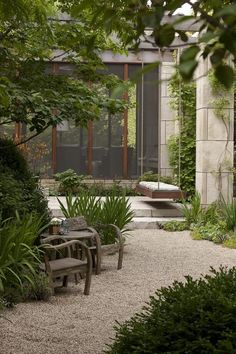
48;170;138;196
161;220;188;231
162;193;236;249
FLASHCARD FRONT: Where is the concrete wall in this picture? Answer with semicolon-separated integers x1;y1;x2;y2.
159;62;177;177
196;58;234;205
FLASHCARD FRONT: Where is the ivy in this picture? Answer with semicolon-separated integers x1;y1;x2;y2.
168;72;196;197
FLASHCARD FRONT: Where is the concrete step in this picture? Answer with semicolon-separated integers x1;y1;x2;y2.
48;196;184;229
127;217;185;230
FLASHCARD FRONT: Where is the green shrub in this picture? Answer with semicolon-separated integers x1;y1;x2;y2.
54;169;86;194
22;272;52;301
191;221;228;243
0;286;23;308
0;138;31;181
223;234;236;248
0;214;45;296
106;267;236;354
0;169;27;219
0;138;51;225
181;193;202;227
139;171;174;185
180;195;219;228
53;175;137;197
162;221;188;231
88;182;138;197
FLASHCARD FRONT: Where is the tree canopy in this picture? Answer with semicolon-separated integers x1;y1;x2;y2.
63;0;236;89
0;0;127;143
1;0;236;143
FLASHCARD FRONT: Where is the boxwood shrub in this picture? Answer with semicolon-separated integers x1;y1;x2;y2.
106;267;236;354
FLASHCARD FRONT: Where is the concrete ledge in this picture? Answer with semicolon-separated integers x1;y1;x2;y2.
127;217;185;230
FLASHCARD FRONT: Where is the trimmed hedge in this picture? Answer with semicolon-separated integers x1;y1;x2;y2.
106;267;236;354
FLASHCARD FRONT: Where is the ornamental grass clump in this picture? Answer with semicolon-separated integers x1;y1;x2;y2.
59;191;134;244
0;214;45;304
219;198;236;232
106;267;236;354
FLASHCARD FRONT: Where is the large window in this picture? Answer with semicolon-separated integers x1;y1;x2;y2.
12;62;159;179
54;62;159;179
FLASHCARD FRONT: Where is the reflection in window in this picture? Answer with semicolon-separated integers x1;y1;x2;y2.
26;126;52;177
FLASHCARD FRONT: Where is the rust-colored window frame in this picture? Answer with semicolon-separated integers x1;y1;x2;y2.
47;62;130;178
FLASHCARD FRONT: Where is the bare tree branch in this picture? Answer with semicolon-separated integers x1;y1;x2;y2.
14;122;52;146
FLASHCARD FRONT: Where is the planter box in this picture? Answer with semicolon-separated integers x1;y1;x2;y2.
49;225;60;235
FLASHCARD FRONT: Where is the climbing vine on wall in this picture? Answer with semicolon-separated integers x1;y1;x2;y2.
208;69;234;198
168;72;196;197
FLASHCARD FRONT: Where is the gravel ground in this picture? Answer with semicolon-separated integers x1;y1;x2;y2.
1;230;236;354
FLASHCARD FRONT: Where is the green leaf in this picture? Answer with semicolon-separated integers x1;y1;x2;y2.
214;65;234;89
180;46;200;62
154;24;175;47
215;4;236;17
179;60;198;80
200;31;218;43
165;0;186;11
210;48;226;66
176;30;188;42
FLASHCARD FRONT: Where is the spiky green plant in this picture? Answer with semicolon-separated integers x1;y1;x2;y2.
182;192;203;227
57;194;78;218
0;214;45;294
75;192;102;226
58;192;102;225
59;192;134;244
100;195;134;233
219;198;236;231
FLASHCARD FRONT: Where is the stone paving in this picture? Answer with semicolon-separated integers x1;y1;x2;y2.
48;196;184;229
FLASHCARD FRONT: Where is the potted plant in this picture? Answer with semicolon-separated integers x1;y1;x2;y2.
49;218;61;235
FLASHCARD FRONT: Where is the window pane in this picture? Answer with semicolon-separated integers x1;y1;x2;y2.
56;120;88;175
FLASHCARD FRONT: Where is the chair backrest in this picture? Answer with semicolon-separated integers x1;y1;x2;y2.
66;216;88;231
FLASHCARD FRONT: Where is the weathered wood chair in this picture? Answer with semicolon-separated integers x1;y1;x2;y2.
40;235;92;295
66;217;125;271
65;217;102;275
95;223;125;270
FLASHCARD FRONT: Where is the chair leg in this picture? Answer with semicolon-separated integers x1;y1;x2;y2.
48;274;55;294
84;251;93;295
63;276;68;287
93;233;102;275
84;267;92;295
117;244;124;270
74;274;79;284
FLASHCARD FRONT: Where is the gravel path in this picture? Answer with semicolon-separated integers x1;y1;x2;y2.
1;230;236;354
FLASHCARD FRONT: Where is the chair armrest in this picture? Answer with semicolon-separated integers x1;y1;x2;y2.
96;224;125;244
43;239;90;252
41;235;66;244
85;226;99;234
43;239;92;263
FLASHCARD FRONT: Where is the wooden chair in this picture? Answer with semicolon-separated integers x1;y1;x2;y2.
65;217;102;275
40;235;92;295
95;223;125;270
66;217;125;271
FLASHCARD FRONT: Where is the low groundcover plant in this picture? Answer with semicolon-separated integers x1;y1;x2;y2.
163;194;236;249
